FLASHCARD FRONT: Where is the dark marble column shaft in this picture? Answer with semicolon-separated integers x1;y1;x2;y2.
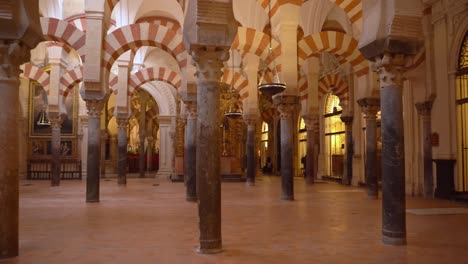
117;118;128;185
85;100;103;203
193;49;227;253
147;137;154;172
50;116;62;186
415;100;434;198
274;95;299;200
0;42;30;259
245;119;256;186
358;97;380;198
185;101;197;201
375;54;407;245
139;97;147;177
340;116;353;185
303;115;317;185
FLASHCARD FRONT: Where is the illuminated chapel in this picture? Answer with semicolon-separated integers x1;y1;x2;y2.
1;0;468;262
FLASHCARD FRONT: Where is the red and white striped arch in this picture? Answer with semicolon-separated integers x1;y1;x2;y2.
329;0;362;25
231;27;281;74
255;0;302;18
135;16;181;34
103;23;187;73
21;63;50;94
298;31;368;77
256;0;362;26
40;17;86;62
318;72;349;106
60;66;83;97
221;69;249;100
128;66;182;96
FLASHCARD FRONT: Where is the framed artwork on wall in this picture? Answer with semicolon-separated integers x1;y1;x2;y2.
29;81;77;137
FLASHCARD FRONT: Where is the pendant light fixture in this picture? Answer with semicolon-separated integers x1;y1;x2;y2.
225;50;243;119
257;0;286;97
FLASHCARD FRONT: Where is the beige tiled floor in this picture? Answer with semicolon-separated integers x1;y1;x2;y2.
2;176;468;264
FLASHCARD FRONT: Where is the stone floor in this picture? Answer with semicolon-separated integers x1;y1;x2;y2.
2;176;468;264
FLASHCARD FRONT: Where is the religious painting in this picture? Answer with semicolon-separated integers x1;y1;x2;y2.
29;81;76;137
46;140;73;157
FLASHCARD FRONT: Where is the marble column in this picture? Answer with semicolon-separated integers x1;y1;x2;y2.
245;117;257;186
147;137;154;172
0;41;33;259
184;101;197;201
358;97;381;198
415;100;434;198
116;117;128;185
192;48;228;253
110;135;118;174
100;130;107;178
49;114;63;186
340;115;353;185
85;100;104;203
274;95;300;200
374;54;407;245
303;115;318;185
139;95;147;177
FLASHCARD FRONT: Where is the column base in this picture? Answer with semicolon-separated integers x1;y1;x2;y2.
246;180;255;186
0;251;18;260
382;234;406;246
196;240;222;254
186;196;197;202
86;199;100;203
281;195;294;201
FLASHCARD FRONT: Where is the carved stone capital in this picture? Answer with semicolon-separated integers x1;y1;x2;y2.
302;114;319;131
116;117;129;129
340;115;354;125
192;48;229;83
185;101;197;120
357;97;381;119
372;53;408;87
415;100;434;118
48;112;65;130
85;100;104;118
0;41;31;81
273;95;300;120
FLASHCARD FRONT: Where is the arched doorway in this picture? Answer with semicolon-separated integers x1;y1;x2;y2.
456;31;468;192
323;93;345;181
298;117;307;176
260;121;269;169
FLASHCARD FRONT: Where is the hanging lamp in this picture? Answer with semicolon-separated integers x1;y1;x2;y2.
225;50;243;119
257;1;286;97
37;105;51;126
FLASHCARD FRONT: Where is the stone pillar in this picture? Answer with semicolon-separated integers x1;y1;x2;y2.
0;40;37;259
147;136;154;172
49;114;64;186
244;116;257;186
110;135;118;173
374;54;407;245
156;116;175;178
100;130;107;178
340;115;353;185
184;101;197;201
85;100;104;202
274;95;300;200
139;95;147;177
116;117;128;185
358;97;381;198
79;116;88;177
192;48;228;253
415;100;434;198
303;115;318;185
